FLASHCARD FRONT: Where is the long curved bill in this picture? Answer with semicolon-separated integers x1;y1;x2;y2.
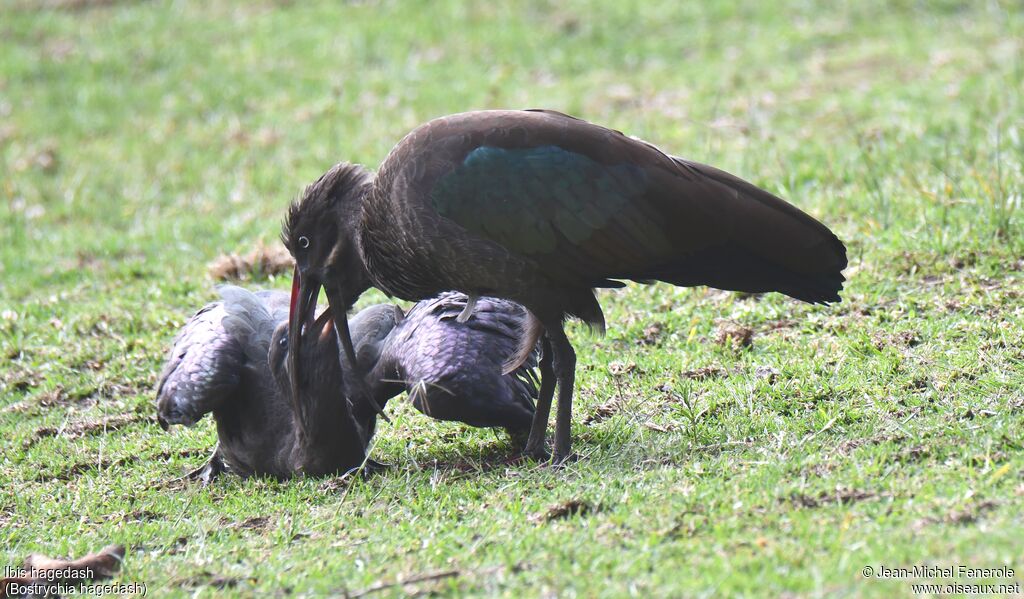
290;267;390;426
288;266;320;436
324;286;390;423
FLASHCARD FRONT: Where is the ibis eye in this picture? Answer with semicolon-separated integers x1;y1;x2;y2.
298;236;310;249
279;335;287;347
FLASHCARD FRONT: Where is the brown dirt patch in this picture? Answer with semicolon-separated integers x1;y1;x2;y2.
584;398;623;425
636;322;664;346
785;488;885;509
715;322;754;349
532;499;594;522
680;365;727;380
208;241;293;281
914;500;1000;530
25;413;155;448
35;455;138;482
836;433;907;456
226;516;272;532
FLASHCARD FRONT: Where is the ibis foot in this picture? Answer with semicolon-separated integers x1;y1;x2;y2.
456;294;478;323
520;444;551;462
551;451;579;468
361;458;391;478
167;448;225;487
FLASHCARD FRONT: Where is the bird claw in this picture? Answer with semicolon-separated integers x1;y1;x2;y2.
520;444;551;462
551;451;579;468
519;447;577;468
192;463;221;485
165;450;225;487
455;294;478;323
361;458;391;478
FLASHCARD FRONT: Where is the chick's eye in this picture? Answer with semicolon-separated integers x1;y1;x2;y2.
298;236;310;249
278;335;287;347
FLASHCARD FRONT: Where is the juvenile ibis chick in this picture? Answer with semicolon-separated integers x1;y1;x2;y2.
156;286;369;480
369;292;539;442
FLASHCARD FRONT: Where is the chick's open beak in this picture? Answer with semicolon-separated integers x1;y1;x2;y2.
288;266;320;431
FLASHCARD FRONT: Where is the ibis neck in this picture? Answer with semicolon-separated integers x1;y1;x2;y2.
327;183;374;309
293;382;368;474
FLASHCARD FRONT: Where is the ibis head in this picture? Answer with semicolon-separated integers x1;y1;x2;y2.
282;163;375;417
269;303;342;435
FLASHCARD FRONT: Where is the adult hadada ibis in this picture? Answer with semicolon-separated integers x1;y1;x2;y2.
282;109;848;464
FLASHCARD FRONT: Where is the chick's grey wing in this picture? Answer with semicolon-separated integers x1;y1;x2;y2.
391;297;516;384
379;307;451;390
349;303;404;370
254;289;292;323
461;297;540;405
442;296;540;411
155;302;244;422
385;294;538;428
219;285;281;363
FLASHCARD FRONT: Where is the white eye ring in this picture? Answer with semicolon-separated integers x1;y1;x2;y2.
298;236;310;249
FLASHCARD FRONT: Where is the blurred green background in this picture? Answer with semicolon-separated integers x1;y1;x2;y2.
1;1;1021;596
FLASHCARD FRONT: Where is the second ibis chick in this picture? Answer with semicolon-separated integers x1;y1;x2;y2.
365;292;539;443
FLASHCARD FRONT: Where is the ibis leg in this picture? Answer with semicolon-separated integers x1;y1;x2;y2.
523;336;554;460
549;326;577;464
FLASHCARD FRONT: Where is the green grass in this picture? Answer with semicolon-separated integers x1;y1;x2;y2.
2;0;1022;596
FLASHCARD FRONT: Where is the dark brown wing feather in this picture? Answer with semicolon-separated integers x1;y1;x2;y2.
394;110;846;304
